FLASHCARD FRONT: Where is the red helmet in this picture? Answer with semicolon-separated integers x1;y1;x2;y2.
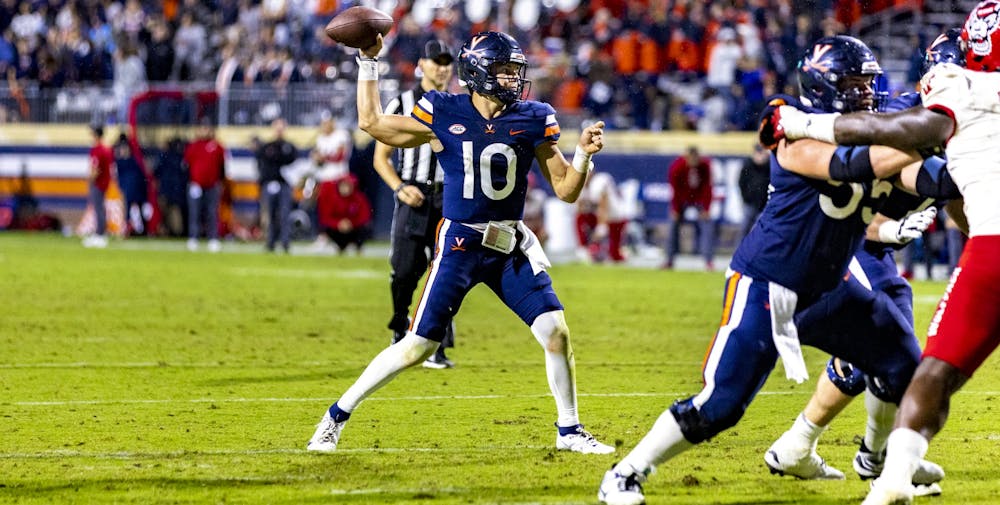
963;0;1000;71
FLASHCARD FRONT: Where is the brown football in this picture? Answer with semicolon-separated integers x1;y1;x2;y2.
324;6;393;49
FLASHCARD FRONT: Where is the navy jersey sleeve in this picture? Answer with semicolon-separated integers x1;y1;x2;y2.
411;89;441;128
535;102;560;149
884;93;921;113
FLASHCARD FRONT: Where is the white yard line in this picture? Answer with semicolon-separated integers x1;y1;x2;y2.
6;391;801;407
8;388;1000;407
0;446;552;460
0;360;708;369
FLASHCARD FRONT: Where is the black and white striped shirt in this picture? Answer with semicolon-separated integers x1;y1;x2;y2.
385;86;444;185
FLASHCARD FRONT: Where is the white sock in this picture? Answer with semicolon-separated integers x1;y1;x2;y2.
788;412;825;449
544;350;579;427
337;334;436;411
864;390;896;454
619;410;693;475
531;311;579;427
880;428;928;487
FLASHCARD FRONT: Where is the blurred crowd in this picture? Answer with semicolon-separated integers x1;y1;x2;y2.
0;0;923;130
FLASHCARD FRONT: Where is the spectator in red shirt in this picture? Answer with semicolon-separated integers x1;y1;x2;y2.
317;174;372;255
183;118;227;252
83;124;114;248
665;146;715;270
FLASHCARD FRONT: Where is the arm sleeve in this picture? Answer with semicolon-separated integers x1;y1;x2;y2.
915;155;961;200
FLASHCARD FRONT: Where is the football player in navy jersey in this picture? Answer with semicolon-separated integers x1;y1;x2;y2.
308;31;614;455
598;35;949;505
763;29;965;488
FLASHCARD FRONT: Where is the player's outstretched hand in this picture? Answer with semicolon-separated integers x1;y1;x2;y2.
579;121;605;155
397;184;425;208
878;207;938;244
360;33;383;59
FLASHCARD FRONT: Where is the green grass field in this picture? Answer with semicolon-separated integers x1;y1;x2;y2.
3;232;1000;504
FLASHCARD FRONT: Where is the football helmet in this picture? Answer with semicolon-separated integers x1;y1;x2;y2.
797;35;885;113
458;31;530;105
923;28;966;74
963;0;1000;72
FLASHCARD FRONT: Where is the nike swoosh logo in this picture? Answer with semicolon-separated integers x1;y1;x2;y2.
509;129;526;135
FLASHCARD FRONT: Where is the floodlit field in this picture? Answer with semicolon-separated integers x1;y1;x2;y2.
3;233;1000;504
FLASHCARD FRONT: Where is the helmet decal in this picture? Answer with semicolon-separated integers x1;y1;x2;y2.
458;32;531;105
797;35;884;113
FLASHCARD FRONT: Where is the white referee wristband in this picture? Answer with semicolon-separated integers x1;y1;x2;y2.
357;57;379;81
572;145;594;174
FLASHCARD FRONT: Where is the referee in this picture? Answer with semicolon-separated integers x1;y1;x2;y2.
373;40;456;369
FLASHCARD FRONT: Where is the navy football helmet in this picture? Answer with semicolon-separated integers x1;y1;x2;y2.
797;35;884;113
923;28;966;74
458;32;530;105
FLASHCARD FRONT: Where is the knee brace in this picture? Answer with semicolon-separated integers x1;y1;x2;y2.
826;357;866;397
530;310;570;355
669;398;742;444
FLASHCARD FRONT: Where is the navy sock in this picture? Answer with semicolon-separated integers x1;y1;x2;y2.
556;423;582;436
329;402;351;423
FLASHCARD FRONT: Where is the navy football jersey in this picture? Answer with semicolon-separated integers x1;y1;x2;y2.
411;91;560;223
884;92;921;113
731;133;895;298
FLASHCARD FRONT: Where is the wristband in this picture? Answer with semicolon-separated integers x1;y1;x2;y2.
393;182;405;195
357;56;379;81
804;113;839;144
779;106;839;144
572;145;594;174
877;219;904;244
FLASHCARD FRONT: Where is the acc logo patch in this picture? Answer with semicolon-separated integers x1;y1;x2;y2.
448;124;467;135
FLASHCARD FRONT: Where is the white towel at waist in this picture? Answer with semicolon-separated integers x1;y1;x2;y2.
517;221;551;275
768;281;809;383
458;220;551;275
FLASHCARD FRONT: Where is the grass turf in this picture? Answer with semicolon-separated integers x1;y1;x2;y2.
2;232;999;504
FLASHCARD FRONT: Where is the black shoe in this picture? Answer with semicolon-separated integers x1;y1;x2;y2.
422;348;454;369
390;330;405;345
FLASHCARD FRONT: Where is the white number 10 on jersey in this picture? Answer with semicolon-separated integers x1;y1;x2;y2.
463;141;518;200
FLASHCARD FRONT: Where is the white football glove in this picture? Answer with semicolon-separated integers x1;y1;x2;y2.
776;105;840;144
878;207;938;244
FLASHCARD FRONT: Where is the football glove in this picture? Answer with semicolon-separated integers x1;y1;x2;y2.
878;207;938;244
758;97;790;150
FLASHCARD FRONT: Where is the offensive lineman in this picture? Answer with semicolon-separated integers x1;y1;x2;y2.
770;3;1000;503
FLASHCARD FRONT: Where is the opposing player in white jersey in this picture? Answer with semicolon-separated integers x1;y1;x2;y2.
307;31;614;455
771;2;1000;503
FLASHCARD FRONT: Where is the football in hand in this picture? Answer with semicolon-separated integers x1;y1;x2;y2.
324;6;393;49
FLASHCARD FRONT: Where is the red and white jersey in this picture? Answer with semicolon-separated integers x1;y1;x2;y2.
586;171;629;222
314;129;352;181
921;62;1000;236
